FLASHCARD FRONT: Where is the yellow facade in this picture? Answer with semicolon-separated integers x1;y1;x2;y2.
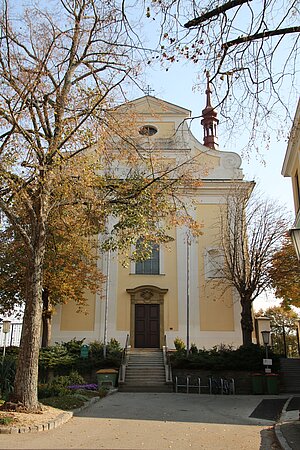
52;95;250;349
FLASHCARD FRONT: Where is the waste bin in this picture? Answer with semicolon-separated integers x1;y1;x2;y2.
80;344;89;359
96;369;118;388
252;373;265;394
266;374;279;395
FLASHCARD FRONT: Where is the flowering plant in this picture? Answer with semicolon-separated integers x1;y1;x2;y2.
67;383;98;391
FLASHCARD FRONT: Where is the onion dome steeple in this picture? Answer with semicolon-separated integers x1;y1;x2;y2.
201;72;219;150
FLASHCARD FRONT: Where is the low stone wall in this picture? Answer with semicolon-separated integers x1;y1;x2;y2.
172;368;253;394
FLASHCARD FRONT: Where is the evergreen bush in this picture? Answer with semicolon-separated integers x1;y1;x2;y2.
170;343;280;372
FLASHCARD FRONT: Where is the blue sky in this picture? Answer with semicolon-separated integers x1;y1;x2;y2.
128;60;295;218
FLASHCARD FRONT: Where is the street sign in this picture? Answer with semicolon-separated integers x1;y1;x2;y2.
263;358;272;365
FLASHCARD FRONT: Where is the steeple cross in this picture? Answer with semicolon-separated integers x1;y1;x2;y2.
143;85;155;96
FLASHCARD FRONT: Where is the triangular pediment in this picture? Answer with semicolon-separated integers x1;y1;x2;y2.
119;95;191;118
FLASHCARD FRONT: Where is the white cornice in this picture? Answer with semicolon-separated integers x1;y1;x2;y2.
282;98;300;177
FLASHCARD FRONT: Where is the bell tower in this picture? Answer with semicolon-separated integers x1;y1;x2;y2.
201;72;219;150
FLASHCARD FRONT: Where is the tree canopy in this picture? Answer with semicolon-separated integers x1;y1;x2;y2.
256;306;300;357
0;0;201;410
268;235;300;308
219;186;289;346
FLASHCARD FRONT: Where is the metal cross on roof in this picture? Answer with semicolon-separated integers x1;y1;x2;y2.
143;85;155;96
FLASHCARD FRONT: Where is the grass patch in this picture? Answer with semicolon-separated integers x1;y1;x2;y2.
0;416;14;426
40;394;88;410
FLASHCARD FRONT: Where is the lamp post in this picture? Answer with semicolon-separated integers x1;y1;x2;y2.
103;249;110;359
261;330;271;373
290;228;300;260
186;236;190;357
2;320;11;361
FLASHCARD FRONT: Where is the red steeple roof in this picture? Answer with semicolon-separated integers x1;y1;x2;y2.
201;72;219;150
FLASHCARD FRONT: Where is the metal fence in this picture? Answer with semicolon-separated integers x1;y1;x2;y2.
0;322;23;347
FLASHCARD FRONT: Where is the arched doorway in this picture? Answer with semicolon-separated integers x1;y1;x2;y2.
126;285;168;349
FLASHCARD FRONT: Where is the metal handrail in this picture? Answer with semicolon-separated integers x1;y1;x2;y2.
163;334;172;383
118;334;130;383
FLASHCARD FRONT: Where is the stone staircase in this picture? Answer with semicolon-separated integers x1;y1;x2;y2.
118;348;173;392
280;358;300;393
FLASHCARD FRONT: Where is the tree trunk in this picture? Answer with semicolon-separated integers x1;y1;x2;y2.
11;255;44;410
11;193;48;412
241;298;254;347
41;288;52;348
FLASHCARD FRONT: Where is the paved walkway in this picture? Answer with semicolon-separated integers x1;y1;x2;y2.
0;393;284;449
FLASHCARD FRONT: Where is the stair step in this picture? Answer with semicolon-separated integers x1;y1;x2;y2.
120;349;169;392
279;358;300;393
119;385;173;393
129;359;163;362
128;362;163;365
126;373;165;377
126;374;165;378
126;368;164;371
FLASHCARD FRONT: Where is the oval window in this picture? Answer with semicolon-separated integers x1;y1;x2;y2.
139;125;158;136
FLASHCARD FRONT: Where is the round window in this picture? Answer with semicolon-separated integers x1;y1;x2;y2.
139;125;158;136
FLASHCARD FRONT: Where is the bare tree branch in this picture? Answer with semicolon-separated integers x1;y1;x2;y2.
184;0;252;28
222;26;300;50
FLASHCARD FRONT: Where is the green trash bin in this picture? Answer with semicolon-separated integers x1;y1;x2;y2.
96;369;118;388
80;344;89;359
266;374;279;395
252;373;265;394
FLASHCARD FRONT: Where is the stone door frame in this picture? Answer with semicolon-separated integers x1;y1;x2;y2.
126;285;168;349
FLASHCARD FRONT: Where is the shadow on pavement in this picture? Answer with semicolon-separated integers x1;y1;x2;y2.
75;392;279;426
250;398;288;421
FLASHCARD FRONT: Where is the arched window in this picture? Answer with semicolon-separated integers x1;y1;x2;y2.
135;239;160;275
205;248;224;279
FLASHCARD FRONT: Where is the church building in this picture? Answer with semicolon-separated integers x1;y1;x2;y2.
51;82;252;350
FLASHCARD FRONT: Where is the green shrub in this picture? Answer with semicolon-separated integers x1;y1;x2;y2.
38;371;85;399
170;344;280;372
3;346;19;358
72;393;89;402
89;340;104;360
174;337;186;352
61;338;85;355
40;394;86;410
98;386;109;398
0;416;14;426
0;358;16;400
38;338;122;382
89;339;122;368
108;338;122;353
39;345;77;370
190;343;198;354
53;371;86;387
38;383;68;399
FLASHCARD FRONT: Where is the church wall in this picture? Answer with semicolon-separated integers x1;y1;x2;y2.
115;228;178;334
59;290;96;332
196;203;235;331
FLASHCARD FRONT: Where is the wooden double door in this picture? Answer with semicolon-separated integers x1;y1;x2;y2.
135;303;160;348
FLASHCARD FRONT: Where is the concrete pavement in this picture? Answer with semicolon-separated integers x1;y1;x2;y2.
274;396;300;450
0;392;289;449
